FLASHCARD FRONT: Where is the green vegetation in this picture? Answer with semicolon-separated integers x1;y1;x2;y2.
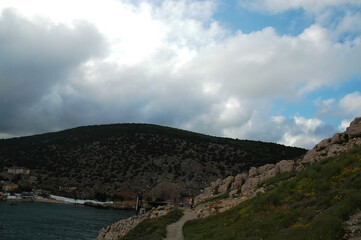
120;208;184;240
196;192;230;206
184;147;361;240
0;123;306;200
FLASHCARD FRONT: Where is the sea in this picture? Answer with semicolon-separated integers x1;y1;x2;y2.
0;201;135;240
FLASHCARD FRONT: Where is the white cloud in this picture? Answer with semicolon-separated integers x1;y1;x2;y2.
294;116;323;133
220;114;331;149
316;91;361;119
339;92;361;116
0;0;360;149
279;116;328;148
239;0;361;14
188;24;361;99
272;116;285;124
338;119;352;132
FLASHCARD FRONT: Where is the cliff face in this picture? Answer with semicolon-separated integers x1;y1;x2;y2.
0;124;306;200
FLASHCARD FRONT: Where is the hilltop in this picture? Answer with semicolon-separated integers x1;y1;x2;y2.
0;123;305;200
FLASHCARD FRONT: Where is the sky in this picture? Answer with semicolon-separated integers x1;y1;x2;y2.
0;0;360;149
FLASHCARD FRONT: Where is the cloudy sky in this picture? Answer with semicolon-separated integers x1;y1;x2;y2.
0;0;360;148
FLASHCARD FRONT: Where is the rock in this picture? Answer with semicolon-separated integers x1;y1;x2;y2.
231;173;248;190
327;144;343;157
331;133;343;144
295;159;305;172
241;177;260;197
301;149;320;164
317;138;331;149
228;189;238;198
203;186;213;195
211;178;222;189
248;167;258;177
257;164;275;175
346;117;361;139
218;176;235;193
276;160;295;173
95;206;173;240
259;167;279;182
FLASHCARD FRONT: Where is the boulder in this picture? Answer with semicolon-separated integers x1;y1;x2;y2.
248;167;258;177
203;186;213;195
228;189;238;198
259;167;279;182
276;160;295;173
331;133;341;144
218;176;235;193
315;138;331;150
231;173;248;190
241;177;260;197
257;164;275;175
301;149;320;164
211;178;222;189
346;117;361;139
327;144;344;157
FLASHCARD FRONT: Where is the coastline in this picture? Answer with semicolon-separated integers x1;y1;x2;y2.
2;197;72;204
1;195;137;210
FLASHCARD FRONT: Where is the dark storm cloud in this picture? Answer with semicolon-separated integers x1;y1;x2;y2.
0;9;107;134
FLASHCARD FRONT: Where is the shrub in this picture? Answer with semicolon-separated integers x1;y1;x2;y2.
183;147;361;240
121;208;183;240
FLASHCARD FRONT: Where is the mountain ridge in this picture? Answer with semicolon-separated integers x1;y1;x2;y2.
0;123;306;200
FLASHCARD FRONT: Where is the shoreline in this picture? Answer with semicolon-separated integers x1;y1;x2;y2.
1;197;137;210
2;197;73;205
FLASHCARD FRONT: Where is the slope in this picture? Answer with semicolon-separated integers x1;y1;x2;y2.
0;123;305;200
183;146;361;240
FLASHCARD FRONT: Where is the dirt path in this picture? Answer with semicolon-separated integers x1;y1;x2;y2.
164;209;197;240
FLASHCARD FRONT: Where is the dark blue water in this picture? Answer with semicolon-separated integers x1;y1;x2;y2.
0;201;135;240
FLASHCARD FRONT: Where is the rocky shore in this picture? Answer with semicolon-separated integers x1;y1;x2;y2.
95;206;173;240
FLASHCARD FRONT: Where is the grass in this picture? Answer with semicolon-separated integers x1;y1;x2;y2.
120;208;184;240
183;146;361;240
196;192;230;206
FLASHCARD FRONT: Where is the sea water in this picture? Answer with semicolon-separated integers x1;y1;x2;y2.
0;201;135;240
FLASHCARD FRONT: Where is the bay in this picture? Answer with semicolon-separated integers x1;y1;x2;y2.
0;201;135;240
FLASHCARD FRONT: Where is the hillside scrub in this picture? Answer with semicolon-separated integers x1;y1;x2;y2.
120;208;183;240
0;124;306;200
183;147;361;240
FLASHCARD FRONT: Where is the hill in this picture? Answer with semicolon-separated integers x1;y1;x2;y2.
97;117;361;240
0;123;306;200
184;146;361;240
180;117;361;240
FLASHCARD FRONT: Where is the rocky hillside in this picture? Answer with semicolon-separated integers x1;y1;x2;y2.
95;117;361;240
0;124;305;200
180;117;361;240
194;117;361;217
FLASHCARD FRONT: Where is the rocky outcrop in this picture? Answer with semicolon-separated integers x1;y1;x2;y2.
195;117;361;218
344;209;361;240
301;117;361;164
218;176;235;194
231;173;247;190
95;206;172;240
346;117;361;139
276;160;295;173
